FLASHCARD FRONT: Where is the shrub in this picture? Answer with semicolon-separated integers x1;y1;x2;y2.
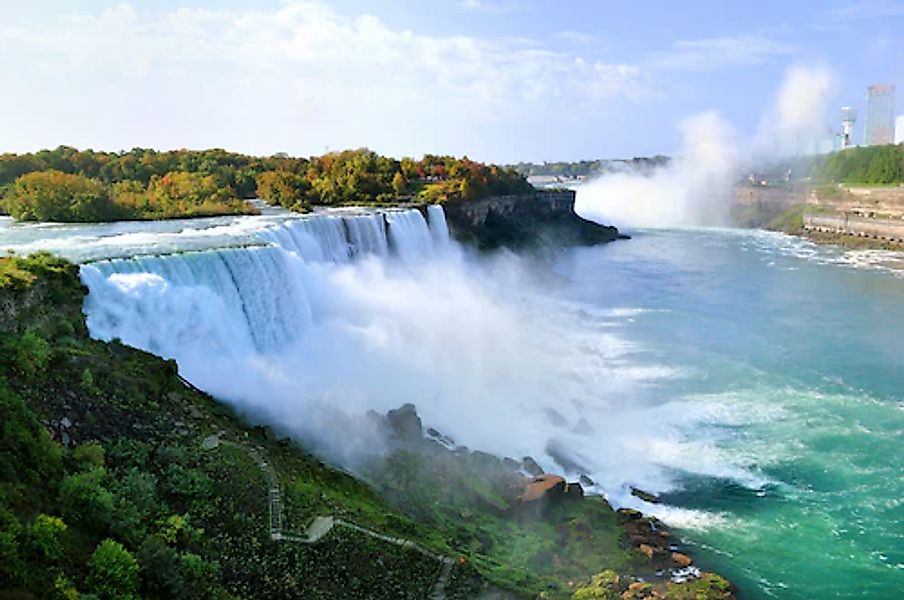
59;467;114;530
72;442;106;470
137;536;183;599
110;469;160;545
0;507;23;587
20;514;67;566
87;539;139;600
0;381;62;488
3;330;53;379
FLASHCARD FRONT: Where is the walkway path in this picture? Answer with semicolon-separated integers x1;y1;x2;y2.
218;438;455;599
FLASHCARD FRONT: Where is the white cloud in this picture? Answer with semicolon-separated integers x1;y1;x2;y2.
650;34;792;72
0;1;647;158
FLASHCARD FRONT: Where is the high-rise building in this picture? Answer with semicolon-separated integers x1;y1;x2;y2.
841;106;856;148
864;84;895;145
896;115;904;145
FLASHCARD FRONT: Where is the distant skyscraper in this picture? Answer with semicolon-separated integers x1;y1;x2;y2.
841;106;856;148
864;84;895;145
896;115;904;145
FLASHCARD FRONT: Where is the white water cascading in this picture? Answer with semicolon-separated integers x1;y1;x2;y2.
77;204;748;525
82;207;450;355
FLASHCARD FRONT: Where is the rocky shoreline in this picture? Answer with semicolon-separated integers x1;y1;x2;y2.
370;403;736;599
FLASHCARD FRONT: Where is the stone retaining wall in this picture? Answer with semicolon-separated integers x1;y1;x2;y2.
803;213;904;243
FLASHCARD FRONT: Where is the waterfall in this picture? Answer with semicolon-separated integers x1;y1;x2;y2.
386;209;435;260
259;207;446;263
427;205;450;246
80;206;450;356
80;246;311;355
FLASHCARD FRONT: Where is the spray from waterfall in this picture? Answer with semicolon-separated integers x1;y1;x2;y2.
575;63;836;230
79;204;769;522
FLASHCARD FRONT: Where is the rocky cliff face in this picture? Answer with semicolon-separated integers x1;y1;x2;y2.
442;190;624;250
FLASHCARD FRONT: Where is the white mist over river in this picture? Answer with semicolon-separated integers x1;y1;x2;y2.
2;208;903;598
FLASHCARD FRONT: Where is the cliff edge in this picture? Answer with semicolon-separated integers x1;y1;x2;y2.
443;190;625;250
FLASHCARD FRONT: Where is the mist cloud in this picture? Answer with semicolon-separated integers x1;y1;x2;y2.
576;63;836;230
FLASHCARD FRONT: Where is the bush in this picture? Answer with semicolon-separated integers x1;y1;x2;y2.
19;514;67;566
0;381;62;489
87;539;139;600
2;329;53;379
59;467;114;530
0;507;23;587
72;442;106;470
3;171;127;222
137;536;183;599
110;469;160;545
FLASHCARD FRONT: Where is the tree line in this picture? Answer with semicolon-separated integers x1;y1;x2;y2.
511;156;670;179
814;144;903;185
0;147;532;222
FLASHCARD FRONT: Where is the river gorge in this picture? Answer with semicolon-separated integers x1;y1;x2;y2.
2;201;902;599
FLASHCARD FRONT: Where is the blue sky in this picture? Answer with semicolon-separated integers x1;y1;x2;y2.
0;1;901;162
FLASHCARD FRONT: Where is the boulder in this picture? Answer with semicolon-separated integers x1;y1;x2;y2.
521;456;544;477
617;508;644;520
386;403;423;442
520;474;566;503
564;481;585;500
630;487;661;504
671;552;693;567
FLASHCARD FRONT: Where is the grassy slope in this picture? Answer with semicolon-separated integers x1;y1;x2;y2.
0;253;733;600
0;253;461;599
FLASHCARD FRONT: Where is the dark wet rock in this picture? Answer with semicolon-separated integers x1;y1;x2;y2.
520;456;544;476
426;426;455;447
579;474;595;487
386;403;423;442
617;508;644;520
564;481;585;500
631;486;661;504
502;457;520;470
443;190;624;251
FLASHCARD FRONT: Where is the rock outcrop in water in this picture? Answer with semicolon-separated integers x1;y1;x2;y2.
442;190;626;250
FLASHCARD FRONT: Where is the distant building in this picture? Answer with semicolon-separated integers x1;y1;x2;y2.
896;115;904;145
864;84;895;145
841;106;856;148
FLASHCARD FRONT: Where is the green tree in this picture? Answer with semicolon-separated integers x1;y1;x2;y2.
110;469;160;545
137;536;183;599
87;539;139;600
59;466;114;530
3;171;126;222
0;508;23;587
392;172;407;196
20;514;67;566
0;381;62;491
255;170;312;211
